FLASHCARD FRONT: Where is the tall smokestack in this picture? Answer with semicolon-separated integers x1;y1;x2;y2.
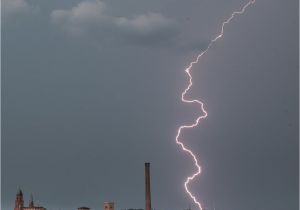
145;162;151;210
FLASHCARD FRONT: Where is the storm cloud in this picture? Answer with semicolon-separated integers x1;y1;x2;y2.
2;1;298;210
51;0;178;46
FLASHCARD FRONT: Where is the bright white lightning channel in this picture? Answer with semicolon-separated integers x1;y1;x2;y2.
175;1;256;210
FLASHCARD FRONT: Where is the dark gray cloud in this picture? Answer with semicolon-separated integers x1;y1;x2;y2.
50;0;178;46
176;40;211;53
2;1;298;210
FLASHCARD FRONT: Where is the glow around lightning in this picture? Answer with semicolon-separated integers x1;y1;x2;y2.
175;1;256;210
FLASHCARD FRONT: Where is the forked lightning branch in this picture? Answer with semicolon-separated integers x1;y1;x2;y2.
175;1;256;209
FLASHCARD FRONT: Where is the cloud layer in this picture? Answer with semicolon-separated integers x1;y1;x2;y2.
51;0;178;46
2;0;37;17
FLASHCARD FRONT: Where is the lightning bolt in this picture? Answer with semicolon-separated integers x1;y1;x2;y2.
175;1;256;210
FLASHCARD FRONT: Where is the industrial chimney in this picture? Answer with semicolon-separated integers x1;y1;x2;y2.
145;162;151;210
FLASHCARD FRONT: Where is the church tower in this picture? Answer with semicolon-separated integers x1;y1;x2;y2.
14;188;24;210
29;193;34;208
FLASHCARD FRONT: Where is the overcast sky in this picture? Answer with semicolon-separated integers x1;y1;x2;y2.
2;1;299;210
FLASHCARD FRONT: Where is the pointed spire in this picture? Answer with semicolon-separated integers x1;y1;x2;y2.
15;187;24;209
29;193;34;207
17;187;23;196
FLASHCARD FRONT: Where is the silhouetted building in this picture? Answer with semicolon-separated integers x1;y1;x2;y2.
14;188;46;210
104;202;114;210
78;207;90;210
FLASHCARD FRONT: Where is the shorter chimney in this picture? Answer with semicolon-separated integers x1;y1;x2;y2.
104;202;114;210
